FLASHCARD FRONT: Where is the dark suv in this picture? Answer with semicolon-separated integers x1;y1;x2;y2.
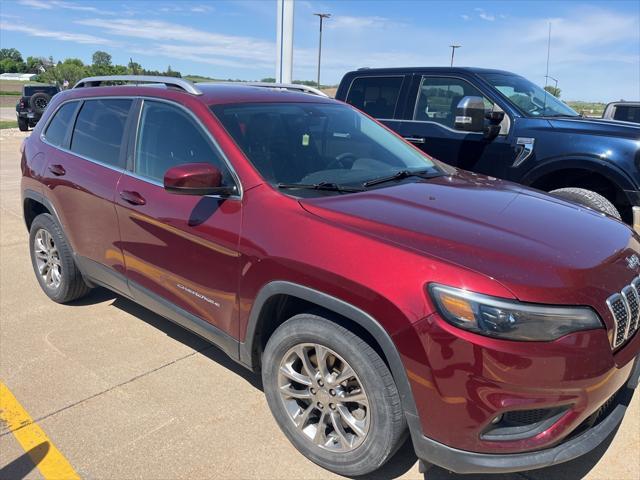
16;84;60;131
21;75;640;476
336;68;640;231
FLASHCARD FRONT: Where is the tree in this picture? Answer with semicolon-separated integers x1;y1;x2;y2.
92;50;112;67
544;85;561;98
128;60;142;75
0;48;23;63
260;77;276;83
25;56;47;73
39;59;88;88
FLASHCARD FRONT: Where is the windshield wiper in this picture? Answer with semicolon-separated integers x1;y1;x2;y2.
277;182;365;193
363;170;442;188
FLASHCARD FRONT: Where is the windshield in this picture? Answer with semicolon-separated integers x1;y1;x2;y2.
481;73;579;118
211;102;441;193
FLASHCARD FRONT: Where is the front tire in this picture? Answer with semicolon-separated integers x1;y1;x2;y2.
262;313;407;476
17;117;28;131
550;187;621;220
29;214;91;303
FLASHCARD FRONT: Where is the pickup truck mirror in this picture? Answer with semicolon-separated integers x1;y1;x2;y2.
164;163;234;196
454;96;485;132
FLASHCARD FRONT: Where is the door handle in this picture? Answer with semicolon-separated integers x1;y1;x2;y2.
119;190;146;206
48;164;66;176
404;137;426;144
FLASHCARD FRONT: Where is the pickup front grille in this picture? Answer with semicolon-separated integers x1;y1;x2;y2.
608;276;640;349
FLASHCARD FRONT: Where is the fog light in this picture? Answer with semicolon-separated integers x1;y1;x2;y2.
491;414;503;424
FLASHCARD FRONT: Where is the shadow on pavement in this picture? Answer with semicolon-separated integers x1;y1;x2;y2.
0;441;49;480
69;288;621;480
69;287;263;391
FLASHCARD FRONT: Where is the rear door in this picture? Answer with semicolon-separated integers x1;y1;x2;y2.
343;74;409;133
115;99;243;339
396;75;513;177
41;98;133;295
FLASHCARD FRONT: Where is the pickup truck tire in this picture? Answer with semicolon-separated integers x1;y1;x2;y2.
29;213;91;303
262;313;407;476
550;188;621;220
17;117;29;131
29;92;51;114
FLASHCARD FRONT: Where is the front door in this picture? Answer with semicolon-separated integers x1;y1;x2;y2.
115;99;242;338
397;75;513;179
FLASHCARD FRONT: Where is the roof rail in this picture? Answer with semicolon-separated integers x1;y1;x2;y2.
244;82;329;97
73;75;202;95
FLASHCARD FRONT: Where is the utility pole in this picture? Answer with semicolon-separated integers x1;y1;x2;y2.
314;13;331;88
544;22;551;87
449;44;461;67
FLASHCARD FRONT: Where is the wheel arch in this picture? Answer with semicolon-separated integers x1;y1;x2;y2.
239;281;419;417
22;189;57;231
522;159;635;222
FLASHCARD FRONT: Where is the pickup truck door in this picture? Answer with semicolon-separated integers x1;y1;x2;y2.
396;74;514;179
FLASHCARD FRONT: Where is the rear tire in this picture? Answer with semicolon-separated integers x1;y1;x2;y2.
17;117;28;131
550;187;621;220
29;92;51;115
262;313;407;476
29;214;91;303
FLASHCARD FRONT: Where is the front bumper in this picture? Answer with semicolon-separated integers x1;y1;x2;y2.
409;357;639;474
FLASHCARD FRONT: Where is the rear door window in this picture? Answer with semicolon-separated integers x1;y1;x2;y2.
345;76;404;119
43;102;77;147
613;106;640;123
70;99;132;168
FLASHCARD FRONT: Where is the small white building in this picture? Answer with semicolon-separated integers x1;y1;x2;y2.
0;73;38;81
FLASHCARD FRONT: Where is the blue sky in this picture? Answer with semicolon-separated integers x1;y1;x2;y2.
1;0;638;101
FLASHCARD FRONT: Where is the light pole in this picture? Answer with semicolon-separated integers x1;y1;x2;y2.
314;13;331;88
449;44;461;67
544;75;558;91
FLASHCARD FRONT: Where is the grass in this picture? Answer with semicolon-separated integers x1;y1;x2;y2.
0;120;18;129
0;80;50;95
566;101;606;117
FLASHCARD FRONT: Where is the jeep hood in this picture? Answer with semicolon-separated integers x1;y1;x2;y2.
300;173;640;310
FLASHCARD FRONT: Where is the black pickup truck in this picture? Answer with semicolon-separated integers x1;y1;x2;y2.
15;85;60;131
336;67;640;231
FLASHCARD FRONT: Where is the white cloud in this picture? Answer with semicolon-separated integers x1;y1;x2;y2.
461;14;470;21
0;21;114;45
18;0;115;15
326;15;395;30
479;13;495;21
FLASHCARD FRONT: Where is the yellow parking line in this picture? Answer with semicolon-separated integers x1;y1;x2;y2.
0;382;80;480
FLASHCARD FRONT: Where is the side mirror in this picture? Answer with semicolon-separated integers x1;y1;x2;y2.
164;163;235;196
454;96;485;132
483;110;506;140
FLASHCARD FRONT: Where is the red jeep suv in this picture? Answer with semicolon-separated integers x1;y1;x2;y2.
21;75;640;476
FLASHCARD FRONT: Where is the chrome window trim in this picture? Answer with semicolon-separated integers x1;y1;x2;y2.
40;95;243;200
344;74;406;119
392;118;484;135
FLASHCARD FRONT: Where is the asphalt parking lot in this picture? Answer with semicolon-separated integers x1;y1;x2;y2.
0;128;638;480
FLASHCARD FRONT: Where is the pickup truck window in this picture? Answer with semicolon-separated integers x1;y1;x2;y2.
481;73;579;118
612;105;640;123
413;76;492;129
345;76;403;119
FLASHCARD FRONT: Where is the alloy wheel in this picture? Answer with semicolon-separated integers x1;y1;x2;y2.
34;228;62;290
278;343;370;452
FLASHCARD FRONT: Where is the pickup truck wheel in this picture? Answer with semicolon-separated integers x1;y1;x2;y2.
550;188;621;220
29;214;91;303
17;117;29;131
262;313;407;476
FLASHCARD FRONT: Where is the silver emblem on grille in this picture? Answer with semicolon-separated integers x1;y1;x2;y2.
626;254;640;271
